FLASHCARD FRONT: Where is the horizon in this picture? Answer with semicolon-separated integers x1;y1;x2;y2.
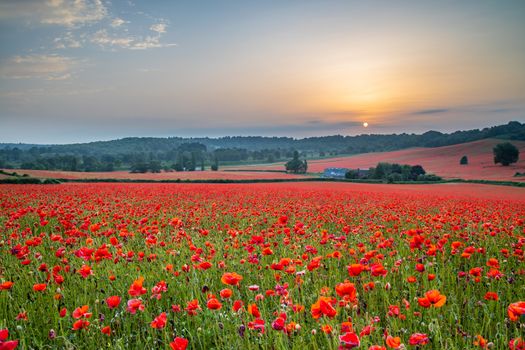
1;1;525;143
0;120;520;146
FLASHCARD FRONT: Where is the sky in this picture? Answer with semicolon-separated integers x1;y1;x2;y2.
0;0;524;144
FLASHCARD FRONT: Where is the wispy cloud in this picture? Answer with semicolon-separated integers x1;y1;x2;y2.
0;0;175;52
411;108;450;115
110;17;126;28
41;0;108;28
150;23;167;34
0;55;76;80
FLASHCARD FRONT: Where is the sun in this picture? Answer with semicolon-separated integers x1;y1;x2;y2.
363;122;369;128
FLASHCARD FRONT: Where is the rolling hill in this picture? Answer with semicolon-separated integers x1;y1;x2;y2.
230;139;525;181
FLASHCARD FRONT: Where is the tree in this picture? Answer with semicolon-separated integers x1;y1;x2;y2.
211;156;219;171
460;155;468;165
493;142;519;166
285;151;307;174
409;165;426;180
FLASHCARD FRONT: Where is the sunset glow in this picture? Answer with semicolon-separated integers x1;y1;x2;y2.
0;1;524;143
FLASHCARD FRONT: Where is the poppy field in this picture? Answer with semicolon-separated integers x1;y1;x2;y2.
0;182;524;350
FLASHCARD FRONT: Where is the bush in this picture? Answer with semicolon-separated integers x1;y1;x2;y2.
460;155;468;165
493;142;519;166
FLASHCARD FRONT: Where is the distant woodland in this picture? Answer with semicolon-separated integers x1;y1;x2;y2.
0;121;523;172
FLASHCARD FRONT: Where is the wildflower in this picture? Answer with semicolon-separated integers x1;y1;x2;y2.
128;277;147;296
126;299;145;314
339;332;360;349
508;301;525;322
151;312;167;329
221;272;243;286
170;337;188;350
311;296;337;319
418;290;446;308
106;296;121;309
409;333;429;346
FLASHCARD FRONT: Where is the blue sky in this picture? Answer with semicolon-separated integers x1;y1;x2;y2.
0;0;524;144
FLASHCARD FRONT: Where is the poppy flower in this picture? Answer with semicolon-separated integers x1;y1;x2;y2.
221;272;243;286
386;335;402;349
106;296;121;309
32;283;46;292
128;277;147;296
339;332;360;349
101;326;111;335
271;315;286;331
409;333;429;346
185;299;201;316
207;298;222;310
126;299;145;314
78;265;92;278
311;296;337;319
72;305;92;319
170;337;189;350
0;329;18;350
220;288;232;299
150;312;167;329
418;290;446;308
0;282;14;291
335;282;357;300
248;303;261;318
509;338;524;350
473;335;488;348
508;301;525;322
72;320;90;330
233;300;244;313
484;292;498;301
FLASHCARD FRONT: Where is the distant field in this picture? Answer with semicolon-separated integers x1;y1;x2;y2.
7;169;312;180
229;139;525;181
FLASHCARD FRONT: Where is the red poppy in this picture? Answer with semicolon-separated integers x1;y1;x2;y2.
418;290;446;308
170;337;189;350
311;296;337;319
335;282;357;300
150;312;167;329
508;301;525;322
0;282;14;291
0;329;18;350
207;298;222;310
386;335;402;349
32;283;46;292
72;320;90;330
409;333;429;346
126;299;145;314
72;305;92;319
220;288;233;299
128;277;146;296
106;295;121;309
221;272;243;286
339;332;360;349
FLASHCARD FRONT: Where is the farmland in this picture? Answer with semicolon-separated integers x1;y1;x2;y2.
0;182;524;349
229;139;525;182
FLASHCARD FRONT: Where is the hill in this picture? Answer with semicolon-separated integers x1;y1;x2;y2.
231;139;525;181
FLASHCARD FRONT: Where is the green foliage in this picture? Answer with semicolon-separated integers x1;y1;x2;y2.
460;155;468;165
285;151;307;174
493;142;519;166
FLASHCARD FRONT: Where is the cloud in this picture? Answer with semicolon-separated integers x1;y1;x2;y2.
111;17;126;28
91;29;133;48
411;108;450;115
0;55;76;80
150;23;167;34
90;29;176;50
54;32;82;49
41;0;108;28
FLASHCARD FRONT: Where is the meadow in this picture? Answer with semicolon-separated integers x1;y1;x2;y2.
0;182;524;349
